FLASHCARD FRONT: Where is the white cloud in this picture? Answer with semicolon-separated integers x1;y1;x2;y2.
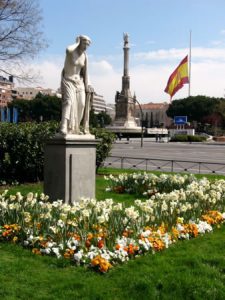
133;47;225;62
89;60;114;74
19;47;225;104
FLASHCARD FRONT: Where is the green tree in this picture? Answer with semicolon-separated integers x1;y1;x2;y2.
9;94;61;122
89;109;112;128
166;96;221;123
89;109;99;128
8;98;32;121
31;93;61;122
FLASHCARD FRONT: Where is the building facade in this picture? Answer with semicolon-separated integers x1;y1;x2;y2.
92;93;106;113
13;87;61;100
135;102;172;128
0;76;14;107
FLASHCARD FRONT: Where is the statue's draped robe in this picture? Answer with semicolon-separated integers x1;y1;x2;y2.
61;53;93;134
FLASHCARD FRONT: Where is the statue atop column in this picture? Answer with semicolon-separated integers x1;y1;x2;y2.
113;33;137;128
123;32;129;45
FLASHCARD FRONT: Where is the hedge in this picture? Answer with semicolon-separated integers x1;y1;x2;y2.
170;134;207;142
0;122;115;183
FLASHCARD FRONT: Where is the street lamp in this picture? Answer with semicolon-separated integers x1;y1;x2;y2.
134;94;144;147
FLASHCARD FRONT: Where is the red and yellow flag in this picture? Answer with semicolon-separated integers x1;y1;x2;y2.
164;55;189;99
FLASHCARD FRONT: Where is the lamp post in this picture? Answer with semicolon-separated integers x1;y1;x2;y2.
134;95;144;147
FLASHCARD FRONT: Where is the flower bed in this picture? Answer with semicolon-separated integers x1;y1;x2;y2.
1;173;225;273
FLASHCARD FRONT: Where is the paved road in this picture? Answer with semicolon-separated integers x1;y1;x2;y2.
104;139;225;174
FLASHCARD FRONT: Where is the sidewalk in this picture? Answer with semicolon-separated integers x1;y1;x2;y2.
114;137;225;145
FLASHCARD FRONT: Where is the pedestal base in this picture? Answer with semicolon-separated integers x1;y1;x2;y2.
44;135;98;204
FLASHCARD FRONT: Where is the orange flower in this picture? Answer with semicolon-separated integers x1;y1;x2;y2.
36;222;42;230
151;238;165;251
91;255;101;266
99;261;112;273
158;223;167;234
127;244;139;255
63;248;74;259
202;211;223;225
123;246;128;252
115;244;121;250
40;240;48;248
122;231;129;237
171;227;179;240
85;239;91;248
91;255;112;273
3;225;11;230
113;186;125;193
97;239;104;249
75;234;81;240
122;229;133;237
87;233;93;240
2;230;11;237
32;248;41;255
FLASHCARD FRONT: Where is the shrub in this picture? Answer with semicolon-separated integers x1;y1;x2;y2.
0;122;58;182
0;122;115;182
170;134;188;142
90;128;115;172
187;135;206;142
170;134;206;142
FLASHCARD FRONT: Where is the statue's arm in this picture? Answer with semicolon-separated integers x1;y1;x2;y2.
66;43;77;53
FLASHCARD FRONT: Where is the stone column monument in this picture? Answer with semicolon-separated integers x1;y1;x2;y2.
44;35;98;204
113;33;137;128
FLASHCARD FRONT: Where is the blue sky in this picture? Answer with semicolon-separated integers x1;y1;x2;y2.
30;0;225;103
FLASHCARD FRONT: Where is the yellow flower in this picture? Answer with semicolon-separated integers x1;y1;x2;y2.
12;236;18;243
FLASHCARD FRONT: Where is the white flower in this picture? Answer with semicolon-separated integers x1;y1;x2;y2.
161;201;168;211
125;206;139;220
67;238;79;250
52;247;61;258
74;250;84;262
151;215;155;222
97;215;106;224
141;229;151;238
81;209;90;218
16;192;23;201
180;205;187;212
57;219;65;228
113;203;123;211
197;221;213;233
9;195;16;201
49;226;57;234
26;192;34;201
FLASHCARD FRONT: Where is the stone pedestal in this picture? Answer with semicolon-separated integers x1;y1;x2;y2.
44;134;98;204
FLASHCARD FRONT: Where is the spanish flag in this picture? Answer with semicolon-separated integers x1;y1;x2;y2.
164;55;189;99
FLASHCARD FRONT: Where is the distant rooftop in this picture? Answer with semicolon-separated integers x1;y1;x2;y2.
137;102;169;110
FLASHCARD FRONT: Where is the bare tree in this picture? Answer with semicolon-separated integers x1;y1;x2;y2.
0;0;48;81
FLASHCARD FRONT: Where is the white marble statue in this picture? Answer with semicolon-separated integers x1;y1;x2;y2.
60;35;94;135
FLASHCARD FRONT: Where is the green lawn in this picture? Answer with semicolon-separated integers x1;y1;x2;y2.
1;168;225;299
1;227;225;299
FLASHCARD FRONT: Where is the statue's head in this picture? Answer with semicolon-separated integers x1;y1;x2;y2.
76;35;91;52
76;35;91;45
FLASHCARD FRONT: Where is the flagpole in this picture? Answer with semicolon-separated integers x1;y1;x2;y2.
188;30;192;97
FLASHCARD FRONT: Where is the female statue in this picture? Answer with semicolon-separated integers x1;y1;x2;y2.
60;35;94;135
